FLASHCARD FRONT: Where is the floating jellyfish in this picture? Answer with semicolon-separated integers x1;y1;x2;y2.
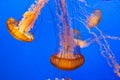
70;0;120;77
50;0;84;70
6;0;48;42
87;9;102;28
72;29;87;48
74;39;87;48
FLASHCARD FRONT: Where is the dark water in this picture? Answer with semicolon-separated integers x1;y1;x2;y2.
0;0;120;80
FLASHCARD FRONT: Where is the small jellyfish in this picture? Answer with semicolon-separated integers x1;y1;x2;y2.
6;0;48;42
74;39;87;48
72;29;87;48
87;9;102;28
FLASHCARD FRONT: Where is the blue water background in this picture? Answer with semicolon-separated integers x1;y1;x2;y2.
0;0;120;80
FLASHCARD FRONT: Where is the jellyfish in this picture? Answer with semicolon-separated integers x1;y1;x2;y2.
69;0;120;77
74;38;87;48
71;29;88;48
50;0;84;70
6;0;48;42
87;9;102;28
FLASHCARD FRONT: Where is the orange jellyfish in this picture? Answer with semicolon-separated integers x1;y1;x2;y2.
87;9;102;28
6;0;48;42
50;0;84;70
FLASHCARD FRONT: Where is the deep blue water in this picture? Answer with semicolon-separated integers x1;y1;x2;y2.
0;0;120;80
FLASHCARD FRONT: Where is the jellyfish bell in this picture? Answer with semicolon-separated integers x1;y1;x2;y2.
50;43;84;70
87;9;102;28
50;52;84;70
6;0;48;42
7;18;34;42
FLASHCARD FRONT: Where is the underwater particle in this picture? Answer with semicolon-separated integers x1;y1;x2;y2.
47;78;51;80
6;0;48;42
50;0;84;70
55;77;59;80
87;9;102;28
61;78;65;80
47;77;71;80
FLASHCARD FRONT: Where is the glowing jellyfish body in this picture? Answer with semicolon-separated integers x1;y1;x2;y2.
51;53;84;70
6;0;47;42
7;18;34;42
50;0;84;70
87;9;101;28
